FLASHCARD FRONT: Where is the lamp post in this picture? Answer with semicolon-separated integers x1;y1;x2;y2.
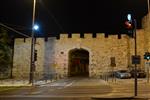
129;14;137;97
125;13;137;96
134;19;137;97
29;0;37;84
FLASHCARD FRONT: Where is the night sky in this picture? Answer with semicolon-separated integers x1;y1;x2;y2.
0;0;149;36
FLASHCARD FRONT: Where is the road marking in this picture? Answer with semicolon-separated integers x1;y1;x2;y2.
57;81;75;89
65;81;75;87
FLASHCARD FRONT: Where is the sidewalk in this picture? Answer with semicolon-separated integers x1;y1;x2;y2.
0;79;54;86
107;78;149;84
0;78;149;86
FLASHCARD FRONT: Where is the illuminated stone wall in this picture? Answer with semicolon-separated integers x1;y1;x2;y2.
13;31;146;79
13;11;150;79
13;38;31;79
142;10;150;52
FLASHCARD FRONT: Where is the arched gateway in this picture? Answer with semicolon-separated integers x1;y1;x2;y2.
68;48;89;77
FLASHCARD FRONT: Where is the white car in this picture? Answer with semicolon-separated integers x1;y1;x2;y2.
114;70;131;79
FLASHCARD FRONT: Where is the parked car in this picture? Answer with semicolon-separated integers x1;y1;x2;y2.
114;70;131;79
130;69;146;78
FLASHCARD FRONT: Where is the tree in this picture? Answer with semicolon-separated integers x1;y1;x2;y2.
0;27;12;78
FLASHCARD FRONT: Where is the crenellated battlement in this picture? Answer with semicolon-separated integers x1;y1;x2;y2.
59;33;121;40
12;9;150;79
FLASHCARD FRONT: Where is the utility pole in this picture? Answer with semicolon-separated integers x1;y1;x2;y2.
29;0;36;85
148;0;149;13
125;14;138;96
134;19;137;97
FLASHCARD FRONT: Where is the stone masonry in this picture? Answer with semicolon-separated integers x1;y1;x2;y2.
12;12;150;79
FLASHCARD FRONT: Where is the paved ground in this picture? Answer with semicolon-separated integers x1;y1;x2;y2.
0;78;150;100
105;78;150;98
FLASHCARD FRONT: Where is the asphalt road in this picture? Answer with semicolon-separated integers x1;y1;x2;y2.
0;78;150;100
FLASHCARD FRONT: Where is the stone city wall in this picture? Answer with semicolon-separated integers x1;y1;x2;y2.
13;31;146;79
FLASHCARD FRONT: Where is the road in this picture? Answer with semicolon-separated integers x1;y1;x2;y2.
107;79;150;97
0;78;150;100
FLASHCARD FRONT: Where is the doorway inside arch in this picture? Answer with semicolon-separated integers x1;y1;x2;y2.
68;48;89;77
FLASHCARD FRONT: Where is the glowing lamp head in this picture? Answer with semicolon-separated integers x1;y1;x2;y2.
127;14;132;21
33;24;39;30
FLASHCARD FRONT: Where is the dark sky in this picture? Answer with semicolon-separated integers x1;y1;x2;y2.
0;0;149;36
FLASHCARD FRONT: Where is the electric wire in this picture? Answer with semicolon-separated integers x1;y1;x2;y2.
0;23;30;38
1;23;31;31
39;0;65;32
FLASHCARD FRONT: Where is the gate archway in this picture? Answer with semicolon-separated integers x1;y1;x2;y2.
68;48;89;77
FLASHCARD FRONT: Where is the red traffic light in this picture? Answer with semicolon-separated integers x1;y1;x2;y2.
124;21;133;29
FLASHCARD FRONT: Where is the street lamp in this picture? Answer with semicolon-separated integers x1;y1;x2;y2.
29;0;37;84
33;24;39;31
133;18;137;97
129;14;137;97
127;14;132;21
124;13;137;96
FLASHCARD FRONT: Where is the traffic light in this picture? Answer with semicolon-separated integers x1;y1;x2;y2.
124;14;135;37
144;52;150;60
124;21;133;29
34;50;37;61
